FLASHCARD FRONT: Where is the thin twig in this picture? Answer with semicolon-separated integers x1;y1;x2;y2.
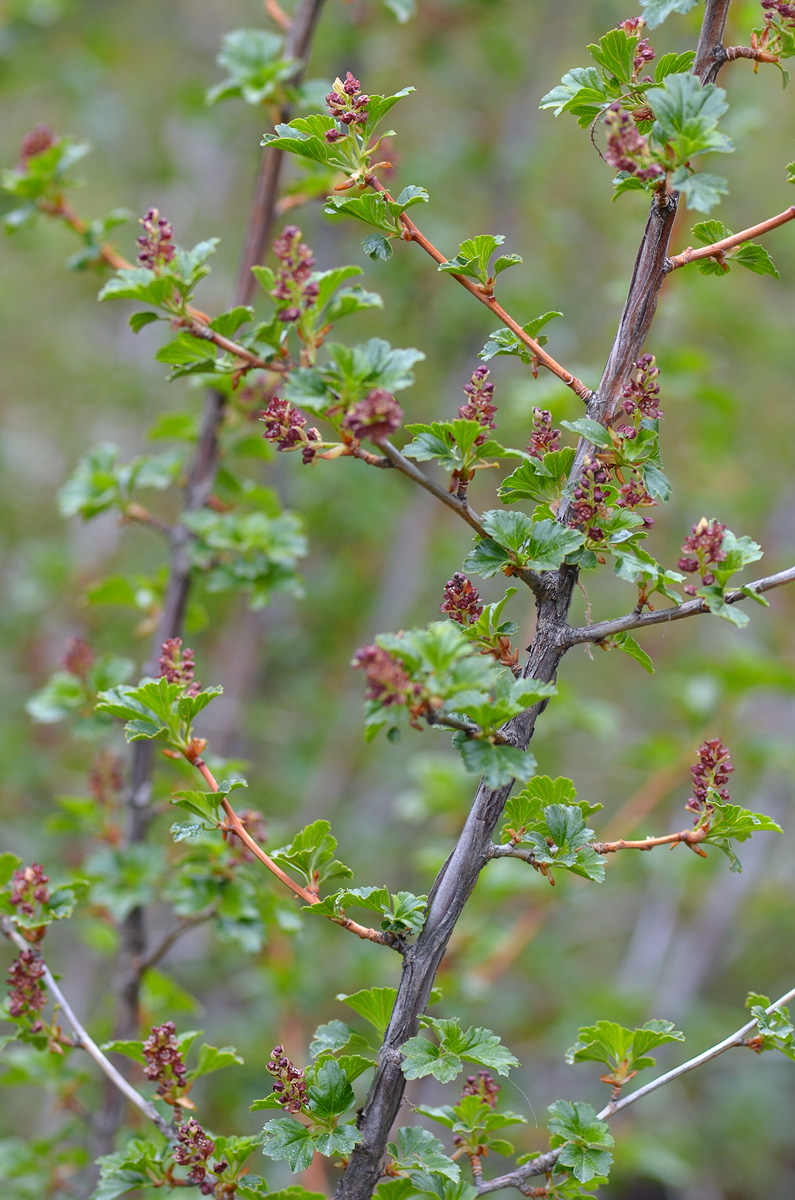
564;565;795;646
476;986;795;1193
192;759;400;948
723;44;780;65
365;177;592;403
666;206;795;271
379;440;544;595
0;918;171;1138
135;908;217;973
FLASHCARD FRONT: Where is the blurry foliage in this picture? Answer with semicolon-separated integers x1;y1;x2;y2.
1;1;795;1198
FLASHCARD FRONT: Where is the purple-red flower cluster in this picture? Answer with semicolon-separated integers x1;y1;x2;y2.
173;1118;217;1193
762;1;795;24
18;124;57;166
7;948;46;1024
159;637;201;697
351;644;425;719
260;396;321;465
137;207;175;270
616;18;655;74
440;573;484;626
143;1021;188;1101
686;738;734;816
621;354;663;422
458;366;497;445
603;104;663;182
10;863;50;922
616;478;656;526
324;72;369;142
266;1045;308;1115
271;225;319;322
462;1070;500;1109
569;456;610;542
61;636;93;680
342;388;404;443
526;407;561;459
677;518;727;595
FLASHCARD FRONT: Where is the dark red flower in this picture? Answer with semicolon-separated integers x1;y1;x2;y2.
440;573;484;626
342;388;404;443
137;207;175;270
526;407;561;459
158;637;201;697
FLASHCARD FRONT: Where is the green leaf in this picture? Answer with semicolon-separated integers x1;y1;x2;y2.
457;739;537;787
609;632;654;674
337;986;397;1036
388;1127;460;1182
260;115;345;168
438;234;511;285
587;29;637;86
307;1058;355;1125
640;0;699;28
732;242;779;279
566;1019;684;1076
547;1100;614;1183
261;1119;316;1173
673;169;729;214
560;418;613;450
310;1020;358;1057
382;0;416;20
186;1042;244;1083
480;312;562;362
654;50;696;82
128;311;160;333
270;820;353;888
206;29;299;106
499;448;575;505
363;232;393;260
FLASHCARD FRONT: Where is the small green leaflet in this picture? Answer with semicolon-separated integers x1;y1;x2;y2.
401;1017;518;1083
337;986;397;1035
547;1100;614;1184
640;0;699;28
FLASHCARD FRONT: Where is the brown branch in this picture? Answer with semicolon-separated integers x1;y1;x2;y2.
693;0;732;82
192;759;400;948
135;908;217;973
592;827;708;857
121;503;174;540
667;206;795;271
1;918;172;1138
365;176;591;403
565;565;795;646
378;440;544;595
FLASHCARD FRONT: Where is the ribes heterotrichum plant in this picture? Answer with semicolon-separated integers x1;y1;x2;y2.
3;3;795;1200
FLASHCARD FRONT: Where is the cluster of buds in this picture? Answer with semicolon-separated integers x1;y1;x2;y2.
526;407;561;460
616;477;656;526
159;637;201;697
616;17;656;75
137;207;176;270
61;636;93;680
458;366;497;445
173;1118;218;1193
351;644;427;725
621;354;663;423
342;388;404;444
7;948;46;1026
568;455;610;542
271;225;319;322
324;72;369;142
462;1070;501;1109
677;518;727;595
440;573;484;626
18;124;57;167
266;1045;308;1115
686;737;734;817
10;863;50;931
143;1021;188;1101
603;103;663;182
762;1;795;25
260;396;321;465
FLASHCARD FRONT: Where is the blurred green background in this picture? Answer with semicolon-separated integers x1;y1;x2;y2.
2;1;795;1197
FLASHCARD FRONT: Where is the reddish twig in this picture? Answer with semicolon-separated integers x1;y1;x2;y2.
723;44;780;64
592;827;708;857
365;176;592;403
667;205;795;271
191;759;400;947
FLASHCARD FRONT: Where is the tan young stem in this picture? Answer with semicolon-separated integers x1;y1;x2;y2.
476;986;795;1194
723;44;780;64
592;827;708;855
192;760;398;946
667;205;795;270
365;177;592;403
564;564;795;646
0;918;171;1138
